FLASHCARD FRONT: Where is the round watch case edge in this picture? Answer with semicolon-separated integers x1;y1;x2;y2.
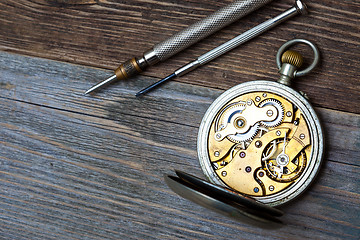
197;80;324;207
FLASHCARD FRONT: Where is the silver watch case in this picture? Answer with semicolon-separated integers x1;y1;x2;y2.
197;80;324;207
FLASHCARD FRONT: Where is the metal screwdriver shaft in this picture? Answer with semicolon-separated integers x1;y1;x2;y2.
85;75;117;95
136;0;307;97
85;0;274;94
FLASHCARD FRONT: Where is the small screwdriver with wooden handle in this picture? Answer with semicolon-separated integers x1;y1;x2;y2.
85;0;273;94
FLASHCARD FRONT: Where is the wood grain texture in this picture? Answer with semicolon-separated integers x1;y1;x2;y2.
1;52;359;239
0;0;359;114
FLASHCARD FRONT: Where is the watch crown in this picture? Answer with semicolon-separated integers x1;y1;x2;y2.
281;50;303;68
278;50;304;86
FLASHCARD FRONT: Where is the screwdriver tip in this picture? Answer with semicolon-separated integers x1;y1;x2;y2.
85;74;118;95
135;73;177;97
84;89;93;95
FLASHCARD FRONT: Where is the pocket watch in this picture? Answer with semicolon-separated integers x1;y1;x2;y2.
165;39;324;226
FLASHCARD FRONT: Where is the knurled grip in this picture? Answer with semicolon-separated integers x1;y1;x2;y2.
152;0;273;61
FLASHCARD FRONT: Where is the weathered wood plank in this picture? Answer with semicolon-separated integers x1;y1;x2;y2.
1;51;358;166
1;94;359;239
0;0;359;114
0;52;359;239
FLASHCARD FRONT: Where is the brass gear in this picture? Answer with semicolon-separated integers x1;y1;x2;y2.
258;99;284;127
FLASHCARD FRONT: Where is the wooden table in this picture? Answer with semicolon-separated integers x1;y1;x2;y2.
1;0;359;239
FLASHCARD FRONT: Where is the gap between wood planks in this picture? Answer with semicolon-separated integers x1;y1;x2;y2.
0;51;359;168
1;51;359;239
0;0;359;114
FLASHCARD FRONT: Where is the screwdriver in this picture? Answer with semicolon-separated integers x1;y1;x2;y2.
85;0;274;94
136;0;307;96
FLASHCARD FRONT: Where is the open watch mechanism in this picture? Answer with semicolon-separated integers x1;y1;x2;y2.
165;39;324;226
205;89;313;201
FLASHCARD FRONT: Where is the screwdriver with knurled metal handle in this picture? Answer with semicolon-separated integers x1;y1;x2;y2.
85;0;274;94
136;0;307;96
